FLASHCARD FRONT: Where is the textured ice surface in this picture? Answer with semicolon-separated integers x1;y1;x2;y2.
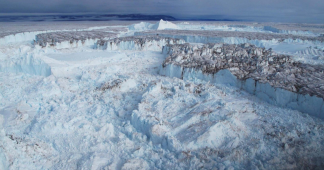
162;43;324;98
136;30;324;65
160;43;324;118
96;35;185;51
35;31;117;49
1;21;324;170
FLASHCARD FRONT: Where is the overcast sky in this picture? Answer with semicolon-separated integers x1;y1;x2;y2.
0;0;323;23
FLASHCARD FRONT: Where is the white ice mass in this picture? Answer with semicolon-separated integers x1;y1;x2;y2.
0;20;324;170
129;19;179;31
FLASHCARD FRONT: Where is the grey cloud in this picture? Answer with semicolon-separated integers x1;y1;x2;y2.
0;0;323;23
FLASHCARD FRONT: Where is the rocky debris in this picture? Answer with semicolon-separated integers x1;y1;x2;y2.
97;79;124;91
137;30;324;42
96;35;185;50
162;43;324;99
35;31;117;47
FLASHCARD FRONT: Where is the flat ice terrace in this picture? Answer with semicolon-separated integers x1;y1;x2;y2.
1;20;324;170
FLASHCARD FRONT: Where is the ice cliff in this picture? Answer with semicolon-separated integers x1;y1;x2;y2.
35;31;117;49
0;54;51;76
160;43;324;118
96;35;185;51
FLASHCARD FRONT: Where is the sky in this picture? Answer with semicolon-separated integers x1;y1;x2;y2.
0;0;323;23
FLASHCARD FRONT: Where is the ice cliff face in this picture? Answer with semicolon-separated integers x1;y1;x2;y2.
0;54;51;76
96;35;185;51
35;31;117;49
160;43;324;118
0;31;53;45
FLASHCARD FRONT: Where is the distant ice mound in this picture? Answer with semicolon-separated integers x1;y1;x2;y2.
154;19;179;30
128;19;179;31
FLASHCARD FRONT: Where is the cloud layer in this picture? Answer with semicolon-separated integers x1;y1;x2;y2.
0;0;323;23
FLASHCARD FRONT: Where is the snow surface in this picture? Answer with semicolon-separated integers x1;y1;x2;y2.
1;20;324;170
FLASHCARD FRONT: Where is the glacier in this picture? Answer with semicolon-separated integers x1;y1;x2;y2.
0;20;324;170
